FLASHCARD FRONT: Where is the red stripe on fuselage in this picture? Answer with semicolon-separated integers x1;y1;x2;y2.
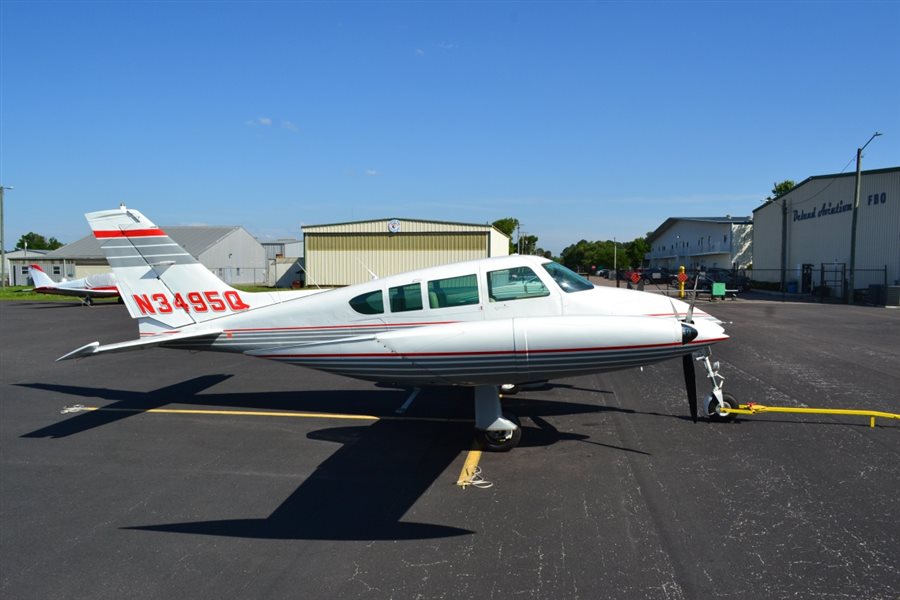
93;228;166;238
254;339;709;359
224;321;459;333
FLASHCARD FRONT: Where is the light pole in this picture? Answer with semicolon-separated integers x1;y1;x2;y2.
0;185;13;287
613;237;618;288
675;234;680;269
848;132;882;303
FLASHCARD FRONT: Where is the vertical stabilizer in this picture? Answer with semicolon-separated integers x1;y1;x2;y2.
29;264;57;289
86;206;272;332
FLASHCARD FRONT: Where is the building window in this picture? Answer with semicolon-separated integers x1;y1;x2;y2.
52;266;61;275
349;290;384;315
20;266;28;275
427;274;479;308
487;267;550;301
389;283;423;312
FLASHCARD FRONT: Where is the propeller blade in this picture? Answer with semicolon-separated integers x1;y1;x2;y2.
683;353;698;423
685;273;700;324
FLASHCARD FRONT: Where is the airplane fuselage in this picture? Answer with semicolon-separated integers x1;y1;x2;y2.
149;255;726;386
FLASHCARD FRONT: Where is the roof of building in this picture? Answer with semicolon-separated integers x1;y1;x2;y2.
303;217;509;236
753;166;900;214
41;226;241;260
647;216;752;243
260;239;301;245
4;249;50;258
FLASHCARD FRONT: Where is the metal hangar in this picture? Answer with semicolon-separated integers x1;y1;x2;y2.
16;226;267;286
302;218;510;286
753;167;899;298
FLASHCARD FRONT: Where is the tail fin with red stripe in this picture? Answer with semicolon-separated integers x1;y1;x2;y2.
86;205;274;333
28;264;57;289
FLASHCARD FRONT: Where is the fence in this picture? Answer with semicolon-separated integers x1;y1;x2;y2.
734;265;891;305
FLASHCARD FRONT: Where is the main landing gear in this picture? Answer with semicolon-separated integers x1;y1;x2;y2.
474;385;522;452
697;349;738;422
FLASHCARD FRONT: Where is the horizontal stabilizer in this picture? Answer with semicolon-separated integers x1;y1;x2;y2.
57;328;223;362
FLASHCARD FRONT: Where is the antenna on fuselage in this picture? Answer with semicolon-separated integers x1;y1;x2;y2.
294;263;320;290
356;258;379;280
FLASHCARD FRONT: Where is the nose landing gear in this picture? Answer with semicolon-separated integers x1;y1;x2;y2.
697;350;737;422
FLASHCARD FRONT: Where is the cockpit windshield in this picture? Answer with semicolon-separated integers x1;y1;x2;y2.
541;262;594;293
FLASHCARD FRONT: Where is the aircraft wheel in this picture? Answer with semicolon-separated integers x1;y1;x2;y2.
477;414;522;452
707;393;738;423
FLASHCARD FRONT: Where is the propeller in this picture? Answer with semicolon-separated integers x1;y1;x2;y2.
683;353;698;423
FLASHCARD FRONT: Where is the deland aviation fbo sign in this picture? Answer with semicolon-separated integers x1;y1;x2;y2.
793;192;889;222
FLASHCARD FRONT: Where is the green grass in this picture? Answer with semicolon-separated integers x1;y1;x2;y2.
233;284;281;293
0;284;294;302
0;285;120;303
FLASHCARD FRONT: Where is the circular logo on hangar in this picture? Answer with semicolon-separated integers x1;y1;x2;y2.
387;219;401;233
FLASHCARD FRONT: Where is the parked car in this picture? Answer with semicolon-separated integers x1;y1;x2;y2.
642;267;672;285
594;268;610;278
701;268;752;291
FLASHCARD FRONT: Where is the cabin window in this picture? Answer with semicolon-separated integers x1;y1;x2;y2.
541;262;594;293
389;283;423;312
487;267;550;301
349;290;384;315
427;274;479;308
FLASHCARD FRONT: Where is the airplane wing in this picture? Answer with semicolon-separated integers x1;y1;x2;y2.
57;328;223;361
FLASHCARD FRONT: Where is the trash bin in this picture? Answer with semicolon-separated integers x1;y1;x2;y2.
786;281;798;294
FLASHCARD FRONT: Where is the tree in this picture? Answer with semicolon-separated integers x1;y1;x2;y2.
491;218;519;238
624;236;650;268
518;234;539;255
492;218;542;254
560;239;616;273
765;180;795;202
17;232;63;250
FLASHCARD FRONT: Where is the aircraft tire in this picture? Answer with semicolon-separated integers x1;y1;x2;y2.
477;414;522;452
707;393;738;423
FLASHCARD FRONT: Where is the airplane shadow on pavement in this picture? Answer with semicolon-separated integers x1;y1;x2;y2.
18;377;644;541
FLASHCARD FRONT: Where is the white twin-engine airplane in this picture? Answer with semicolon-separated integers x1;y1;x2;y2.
29;264;120;305
59;205;737;451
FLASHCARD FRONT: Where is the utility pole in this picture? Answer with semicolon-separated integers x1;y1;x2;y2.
613;237;619;288
0;185;12;288
780;196;787;295
848;132;882;303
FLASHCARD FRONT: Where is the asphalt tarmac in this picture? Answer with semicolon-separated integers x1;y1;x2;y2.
1;298;898;599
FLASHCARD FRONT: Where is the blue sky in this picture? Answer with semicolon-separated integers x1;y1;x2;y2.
2;1;898;254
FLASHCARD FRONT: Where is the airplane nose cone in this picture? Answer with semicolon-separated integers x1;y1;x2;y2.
691;318;727;342
681;324;698;345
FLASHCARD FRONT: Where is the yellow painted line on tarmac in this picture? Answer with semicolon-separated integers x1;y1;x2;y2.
455;446;483;488
64;405;470;423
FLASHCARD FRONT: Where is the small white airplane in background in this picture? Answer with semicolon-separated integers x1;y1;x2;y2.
29;264;120;305
59;205;736;451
